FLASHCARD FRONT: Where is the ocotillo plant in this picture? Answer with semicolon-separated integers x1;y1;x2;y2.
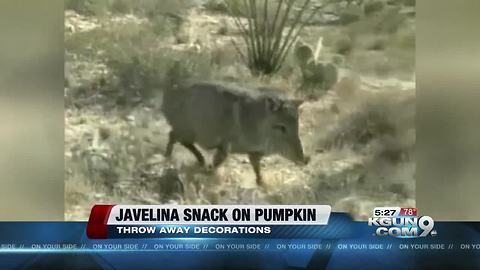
225;0;326;76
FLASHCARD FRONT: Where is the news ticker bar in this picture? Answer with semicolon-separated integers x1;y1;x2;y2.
1;239;480;253
87;205;332;239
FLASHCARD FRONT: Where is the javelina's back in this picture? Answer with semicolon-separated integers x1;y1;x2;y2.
163;82;269;151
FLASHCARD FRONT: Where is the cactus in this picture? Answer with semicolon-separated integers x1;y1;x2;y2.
301;61;338;90
294;41;314;68
323;62;338;89
294;39;338;91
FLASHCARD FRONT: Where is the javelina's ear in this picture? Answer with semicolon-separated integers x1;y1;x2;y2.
291;99;304;108
265;97;282;112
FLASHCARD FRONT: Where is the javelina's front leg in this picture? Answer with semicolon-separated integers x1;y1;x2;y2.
248;152;263;186
212;144;228;168
165;131;176;158
181;142;206;166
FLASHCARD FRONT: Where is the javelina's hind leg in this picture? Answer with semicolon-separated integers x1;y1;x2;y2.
248;152;263;186
181;142;205;166
213;145;228;168
165;131;176;158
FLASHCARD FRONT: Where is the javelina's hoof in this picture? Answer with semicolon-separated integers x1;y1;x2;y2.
205;164;216;174
256;178;267;190
159;168;184;198
294;156;310;166
163;152;172;161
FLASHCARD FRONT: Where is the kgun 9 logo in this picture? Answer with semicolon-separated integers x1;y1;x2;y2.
368;216;436;238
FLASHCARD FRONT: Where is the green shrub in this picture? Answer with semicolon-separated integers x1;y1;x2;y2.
104;41;212;102
363;0;385;16
347;6;407;37
66;0;192;17
65;0;110;16
339;3;363;25
335;35;353;55
66;17;211;105
110;0;132;14
321;91;415;163
203;0;230;13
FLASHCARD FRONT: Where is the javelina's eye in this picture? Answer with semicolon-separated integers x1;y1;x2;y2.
273;124;287;134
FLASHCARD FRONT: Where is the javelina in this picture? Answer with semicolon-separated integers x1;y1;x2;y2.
162;82;306;186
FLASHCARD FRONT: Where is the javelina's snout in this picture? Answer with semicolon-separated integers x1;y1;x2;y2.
298;155;310;165
305;155;310;164
285;137;307;165
292;152;309;166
